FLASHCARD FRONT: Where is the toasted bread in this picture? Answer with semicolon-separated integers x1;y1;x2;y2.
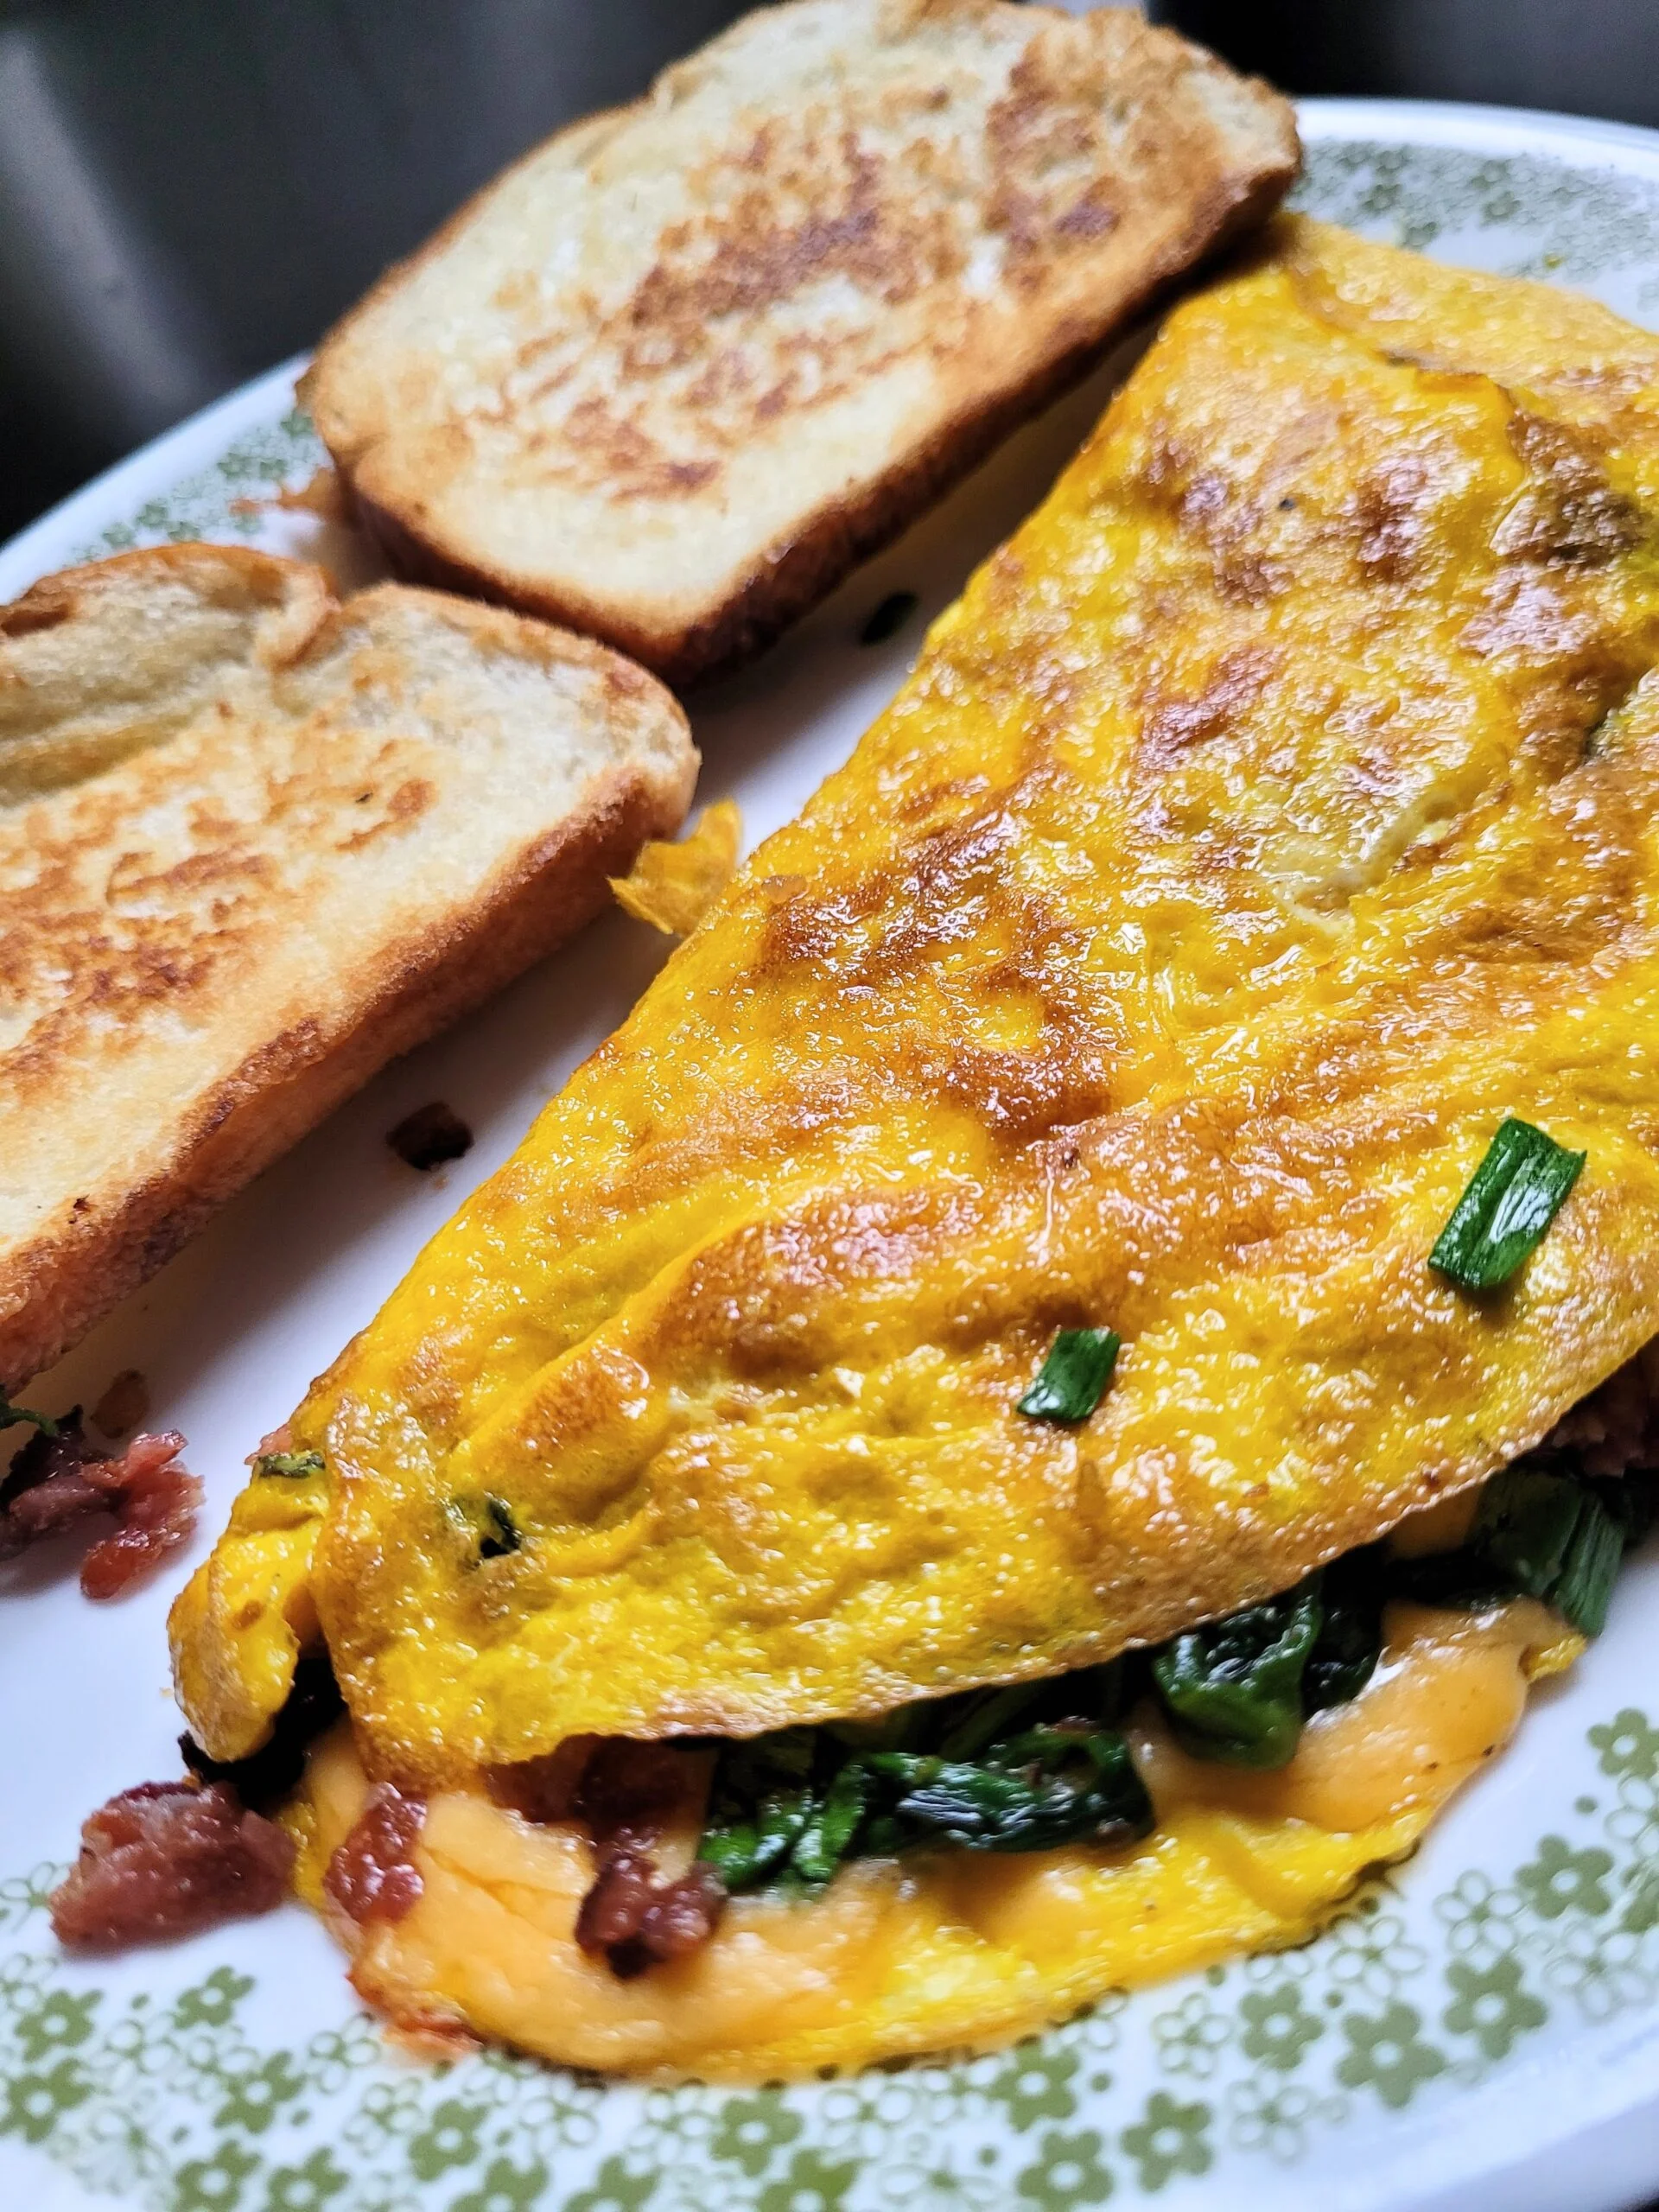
304;0;1299;686
0;543;695;1389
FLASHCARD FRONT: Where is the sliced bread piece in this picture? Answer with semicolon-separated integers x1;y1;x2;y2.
304;0;1299;686
0;543;695;1388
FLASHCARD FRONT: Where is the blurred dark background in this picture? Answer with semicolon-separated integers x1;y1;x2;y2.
0;0;745;542
7;0;1659;547
1148;0;1659;130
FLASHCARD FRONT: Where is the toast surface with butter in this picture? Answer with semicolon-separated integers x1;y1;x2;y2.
305;0;1299;684
0;543;695;1389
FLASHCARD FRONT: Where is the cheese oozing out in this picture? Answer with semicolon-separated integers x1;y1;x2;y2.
288;1596;1578;2080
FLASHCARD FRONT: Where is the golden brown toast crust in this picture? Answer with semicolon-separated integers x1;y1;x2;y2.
305;2;1299;687
0;546;695;1389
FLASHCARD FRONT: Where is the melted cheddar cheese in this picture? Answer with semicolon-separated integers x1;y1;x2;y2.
289;1601;1579;2078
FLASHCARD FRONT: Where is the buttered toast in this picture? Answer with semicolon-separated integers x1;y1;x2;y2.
0;543;695;1389
304;0;1298;685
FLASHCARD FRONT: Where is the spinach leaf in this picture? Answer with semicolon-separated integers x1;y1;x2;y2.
1151;1579;1322;1768
934;1683;1042;1763
930;1662;1128;1763
1304;1548;1384;1713
791;1758;871;1885
867;1726;1152;1853
696;1730;817;1890
696;1682;1150;1890
691;1459;1650;1891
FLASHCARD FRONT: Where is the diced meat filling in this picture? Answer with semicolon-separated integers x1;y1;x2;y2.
575;1738;691;1850
1541;1338;1659;1474
0;1414;199;1598
322;1783;427;1926
512;1737;728;1977
50;1783;294;1948
574;1853;726;1979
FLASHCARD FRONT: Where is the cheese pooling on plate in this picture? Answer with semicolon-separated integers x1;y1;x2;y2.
164;217;1659;2075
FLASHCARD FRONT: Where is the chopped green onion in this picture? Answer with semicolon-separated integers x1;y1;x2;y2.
0;1397;58;1438
1018;1327;1122;1422
1152;1580;1323;1769
1395;1465;1642;1637
252;1449;324;1479
1429;1118;1586;1291
478;1497;521;1560
446;1491;524;1563
1550;1494;1626;1637
1472;1467;1624;1637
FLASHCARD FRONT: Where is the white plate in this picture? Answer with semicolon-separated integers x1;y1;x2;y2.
4;99;1659;2212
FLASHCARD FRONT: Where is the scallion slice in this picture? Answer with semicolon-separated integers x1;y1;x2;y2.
1472;1467;1625;1637
1018;1327;1121;1422
252;1449;324;1479
478;1496;521;1559
0;1397;58;1437
1429;1118;1585;1291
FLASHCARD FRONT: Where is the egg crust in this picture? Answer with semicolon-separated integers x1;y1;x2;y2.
175;216;1659;1783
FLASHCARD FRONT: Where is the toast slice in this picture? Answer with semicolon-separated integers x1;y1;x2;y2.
304;0;1299;686
0;543;695;1389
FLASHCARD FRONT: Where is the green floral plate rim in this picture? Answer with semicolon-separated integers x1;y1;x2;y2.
3;101;1659;2212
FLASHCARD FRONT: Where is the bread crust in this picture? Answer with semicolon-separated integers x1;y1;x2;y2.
0;548;696;1389
305;2;1299;688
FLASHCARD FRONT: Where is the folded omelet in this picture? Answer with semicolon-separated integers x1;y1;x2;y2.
172;217;1659;2075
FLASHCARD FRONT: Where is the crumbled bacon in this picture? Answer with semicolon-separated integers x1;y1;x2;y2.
556;1738;726;1975
79;1433;200;1598
574;1738;693;1849
488;1735;596;1823
92;1368;149;1438
0;1419;108;1554
1544;1340;1659;1476
386;1100;474;1171
323;1783;427;1926
0;1414;199;1597
575;1847;657;1951
49;1782;295;1949
574;1850;725;1980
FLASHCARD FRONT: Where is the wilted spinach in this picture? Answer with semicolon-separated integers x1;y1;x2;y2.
696;1668;1149;1891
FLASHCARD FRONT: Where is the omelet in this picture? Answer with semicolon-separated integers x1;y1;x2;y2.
171;217;1659;2075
